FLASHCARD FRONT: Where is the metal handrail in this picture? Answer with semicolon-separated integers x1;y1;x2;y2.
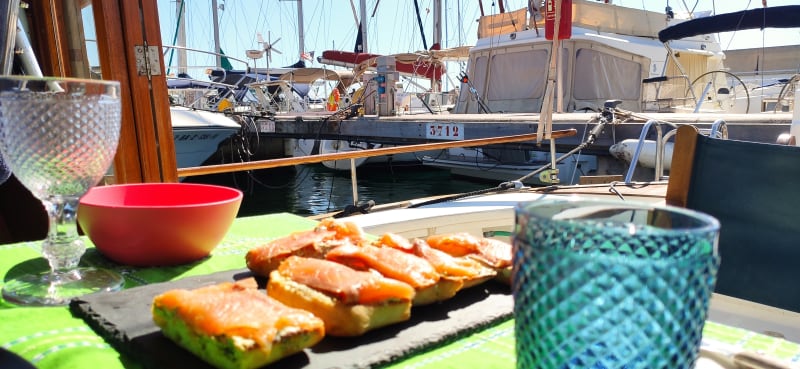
623;119;728;183
710;119;729;139
623;120;676;183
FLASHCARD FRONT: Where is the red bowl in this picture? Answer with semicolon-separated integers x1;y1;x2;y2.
78;183;243;267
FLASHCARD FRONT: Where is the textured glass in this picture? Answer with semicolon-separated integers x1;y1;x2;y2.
0;76;124;305
512;198;720;369
0;90;120;199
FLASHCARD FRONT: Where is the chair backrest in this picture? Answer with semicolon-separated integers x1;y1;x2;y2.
667;125;800;313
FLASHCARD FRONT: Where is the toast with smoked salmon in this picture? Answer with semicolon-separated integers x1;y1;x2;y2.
326;242;464;306
377;232;497;289
267;256;415;337
245;218;367;277
152;279;325;369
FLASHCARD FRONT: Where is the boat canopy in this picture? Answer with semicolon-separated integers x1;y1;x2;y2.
278;68;354;84
166;79;219;90
277;68;357;96
658;5;800;43
208;69;274;86
319;50;445;80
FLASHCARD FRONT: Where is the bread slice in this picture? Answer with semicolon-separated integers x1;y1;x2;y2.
267;256;415;337
152;279;325;369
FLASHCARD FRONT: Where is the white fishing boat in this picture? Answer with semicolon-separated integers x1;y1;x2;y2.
421;147;597;186
169;106;242;168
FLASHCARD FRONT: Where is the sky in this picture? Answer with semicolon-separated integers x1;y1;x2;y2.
154;0;799;73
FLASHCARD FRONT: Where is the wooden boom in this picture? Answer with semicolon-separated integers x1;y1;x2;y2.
177;129;577;178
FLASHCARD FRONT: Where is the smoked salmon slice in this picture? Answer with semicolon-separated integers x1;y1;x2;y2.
152;278;325;349
315;218;369;246
276;256;415;305
325;242;465;305
425;232;512;269
268;256;415;336
325;243;440;289
246;228;340;277
246;218;372;277
377;233;497;289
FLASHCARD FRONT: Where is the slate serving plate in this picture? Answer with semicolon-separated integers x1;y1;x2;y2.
70;269;513;369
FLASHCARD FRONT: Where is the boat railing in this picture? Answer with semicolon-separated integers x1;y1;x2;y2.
161;45;251;75
734;70;800;85
246;79;308;114
162;45;257;113
420;91;458;113
166;77;243;110
623;119;728;184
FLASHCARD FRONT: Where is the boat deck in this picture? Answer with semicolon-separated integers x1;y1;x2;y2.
533;180;669;201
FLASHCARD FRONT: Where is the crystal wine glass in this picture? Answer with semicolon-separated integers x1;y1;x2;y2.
0;76;124;306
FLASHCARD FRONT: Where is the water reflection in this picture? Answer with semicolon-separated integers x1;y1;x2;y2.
186;165;490;217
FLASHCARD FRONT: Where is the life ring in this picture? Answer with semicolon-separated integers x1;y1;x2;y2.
326;89;341;111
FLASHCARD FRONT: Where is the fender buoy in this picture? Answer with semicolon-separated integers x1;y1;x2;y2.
326;89;341;111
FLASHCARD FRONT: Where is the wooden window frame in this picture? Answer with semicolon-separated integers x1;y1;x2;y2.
26;0;178;183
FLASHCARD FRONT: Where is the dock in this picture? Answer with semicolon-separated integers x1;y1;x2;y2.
181;111;793;182
258;111;793;156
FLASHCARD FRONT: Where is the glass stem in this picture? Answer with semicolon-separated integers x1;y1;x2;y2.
41;196;85;273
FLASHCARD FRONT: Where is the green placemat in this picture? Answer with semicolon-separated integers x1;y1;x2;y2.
3;213;800;369
385;320;800;369
0;213;317;369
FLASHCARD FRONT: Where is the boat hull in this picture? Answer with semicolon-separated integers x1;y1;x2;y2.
422;148;598;186
171;108;241;168
292;139;442;170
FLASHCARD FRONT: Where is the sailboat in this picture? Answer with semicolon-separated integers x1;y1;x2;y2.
417;0;798;185
161;0;245;169
291;0;460;171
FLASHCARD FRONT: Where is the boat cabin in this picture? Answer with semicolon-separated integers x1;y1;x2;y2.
453;0;725;114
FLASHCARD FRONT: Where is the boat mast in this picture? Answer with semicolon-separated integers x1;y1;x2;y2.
297;0;305;59
176;0;187;75
433;0;441;47
433;0;442;92
348;0;368;53
360;0;368;52
212;0;221;68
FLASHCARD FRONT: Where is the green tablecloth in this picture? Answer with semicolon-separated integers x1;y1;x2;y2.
1;213;799;369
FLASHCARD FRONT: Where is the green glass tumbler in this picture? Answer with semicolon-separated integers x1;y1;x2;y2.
512;198;720;369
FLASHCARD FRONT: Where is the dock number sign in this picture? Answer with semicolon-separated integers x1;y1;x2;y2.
426;123;464;140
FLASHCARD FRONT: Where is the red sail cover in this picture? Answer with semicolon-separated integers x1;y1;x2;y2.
319;50;444;81
545;0;572;40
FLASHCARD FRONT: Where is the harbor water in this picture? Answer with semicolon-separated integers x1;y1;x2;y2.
184;164;493;217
